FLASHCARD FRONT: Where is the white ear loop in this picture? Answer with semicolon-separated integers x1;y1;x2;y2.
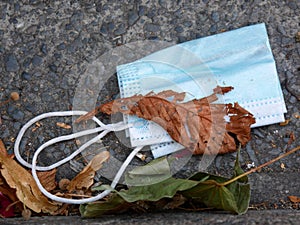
14;111;144;204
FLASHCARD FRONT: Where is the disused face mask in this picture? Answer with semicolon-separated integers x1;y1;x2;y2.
117;23;286;158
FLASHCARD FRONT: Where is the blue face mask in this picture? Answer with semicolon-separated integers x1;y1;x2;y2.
117;23;286;158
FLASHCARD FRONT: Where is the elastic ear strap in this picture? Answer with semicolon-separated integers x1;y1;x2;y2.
13;110;142;204
14;111;131;170
31;144;143;204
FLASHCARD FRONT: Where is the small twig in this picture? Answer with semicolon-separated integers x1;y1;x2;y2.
56;193;93;198
221;145;300;186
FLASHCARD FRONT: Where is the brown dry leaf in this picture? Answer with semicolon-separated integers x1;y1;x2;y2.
288;132;295;145
288;195;300;203
78;86;255;155
0;140;59;214
67;151;110;192
37;169;57;192
279;119;290;126
56;122;71;129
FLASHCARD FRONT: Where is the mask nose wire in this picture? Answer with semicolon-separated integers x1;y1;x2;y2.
14;110;144;204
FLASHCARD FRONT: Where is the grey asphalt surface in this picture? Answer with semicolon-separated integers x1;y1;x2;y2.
0;0;299;224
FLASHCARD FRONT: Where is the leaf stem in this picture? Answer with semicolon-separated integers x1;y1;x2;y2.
221;145;300;186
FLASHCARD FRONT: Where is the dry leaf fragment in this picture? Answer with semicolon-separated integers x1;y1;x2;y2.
280;119;290;126
288;132;295;145
37;169;57;192
0;140;59;214
56;122;71;129
67;151;110;192
288;195;300;203
79;86;255;155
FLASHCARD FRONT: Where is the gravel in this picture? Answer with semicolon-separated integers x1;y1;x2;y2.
0;0;299;215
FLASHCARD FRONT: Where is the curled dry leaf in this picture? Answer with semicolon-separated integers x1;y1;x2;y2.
288;195;300;203
67;151;110;192
0;140;59;214
78;86;255;154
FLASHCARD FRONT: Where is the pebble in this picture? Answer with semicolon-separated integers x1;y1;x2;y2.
5;53;19;72
100;23;108;34
41;43;48;55
11;109;25;121
211;11;220;23
107;22;115;31
24;103;35;112
13;122;21;130
138;5;146;16
287;1;297;10
128;11;139;26
144;23;160;32
289;96;297;104
57;43;66;50
183;21;193;27
21;71;31;80
174;26;184;33
23;58;31;68
32;55;43;66
49;64;57;72
209;24;217;33
70;11;84;30
277;25;287;35
114;23;126;35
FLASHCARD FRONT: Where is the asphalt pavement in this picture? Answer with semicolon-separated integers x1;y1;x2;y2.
0;0;299;224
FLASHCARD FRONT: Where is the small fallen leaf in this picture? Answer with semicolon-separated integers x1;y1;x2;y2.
56;122;71;129
67;151;110;192
288;195;300;203
288;132;295;145
31;122;41;132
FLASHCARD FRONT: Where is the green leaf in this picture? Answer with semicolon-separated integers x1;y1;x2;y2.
118;177;199;202
182;147;250;215
80;194;128;218
125;156;172;186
